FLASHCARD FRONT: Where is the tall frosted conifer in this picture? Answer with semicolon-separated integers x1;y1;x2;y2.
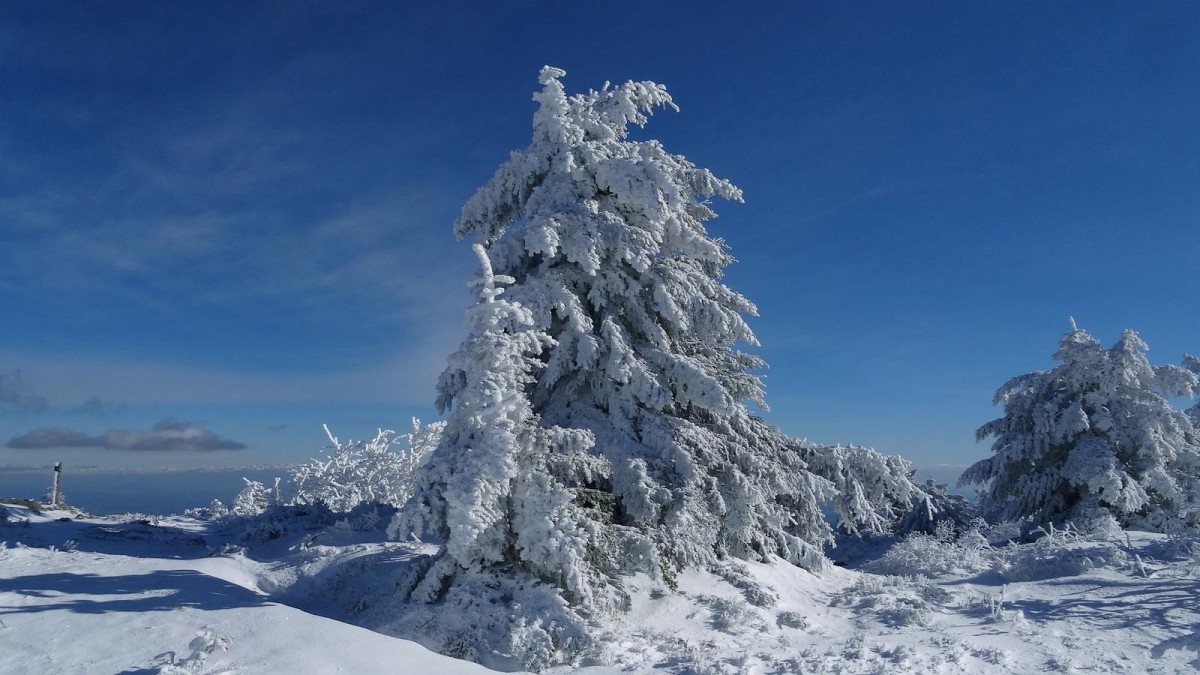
392;67;916;667
962;325;1200;531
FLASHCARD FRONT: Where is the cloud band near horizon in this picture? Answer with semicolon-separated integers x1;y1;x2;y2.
5;419;246;452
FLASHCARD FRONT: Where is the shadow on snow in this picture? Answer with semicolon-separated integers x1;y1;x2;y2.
0;569;266;615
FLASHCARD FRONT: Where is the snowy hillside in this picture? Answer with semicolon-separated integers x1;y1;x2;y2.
2;502;1198;674
0;504;497;675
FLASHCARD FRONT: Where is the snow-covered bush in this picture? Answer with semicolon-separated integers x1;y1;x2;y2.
154;626;232;675
195;420;440;522
872;519;1134;582
868;521;993;578
993;524;1129;582
184;499;232;521
341;501;398;533
962;324;1200;532
712;561;779;608
1142;529;1200;564
386;67;924;668
831;575;951;628
700;594;767;633
290;418;443;512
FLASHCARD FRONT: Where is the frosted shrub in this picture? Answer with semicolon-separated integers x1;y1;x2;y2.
235;502;336;544
712;562;778;608
290;418;443;512
873;519;1136;581
183;499;231;521
1143;529;1200;563
701;595;766;633
970;518;1023;547
831;575;950;628
868;524;993;578
154;626;232;675
963;323;1200;532
342;501;396;532
993;523;1129;582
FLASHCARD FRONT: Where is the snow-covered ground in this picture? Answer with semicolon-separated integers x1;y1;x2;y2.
0;504;494;675
2;502;1198;674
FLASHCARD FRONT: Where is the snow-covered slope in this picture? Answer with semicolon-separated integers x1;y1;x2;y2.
0;505;497;675
2;503;1198;674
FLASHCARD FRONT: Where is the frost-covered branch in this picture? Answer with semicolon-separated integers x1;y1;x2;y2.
794;440;926;534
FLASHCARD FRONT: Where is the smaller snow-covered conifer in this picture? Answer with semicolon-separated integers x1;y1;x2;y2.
231;478;276;517
962;325;1200;532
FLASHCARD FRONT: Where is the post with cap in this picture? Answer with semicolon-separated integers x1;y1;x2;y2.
51;461;63;508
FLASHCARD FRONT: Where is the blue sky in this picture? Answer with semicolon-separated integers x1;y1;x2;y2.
2;2;1198;471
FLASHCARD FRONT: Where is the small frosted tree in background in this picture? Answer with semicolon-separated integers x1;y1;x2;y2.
962;323;1200;532
199;420;443;520
231;477;279;517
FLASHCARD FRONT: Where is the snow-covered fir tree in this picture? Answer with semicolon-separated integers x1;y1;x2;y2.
231;477;279;517
433;65;837;569
391;67;920;668
961;324;1200;532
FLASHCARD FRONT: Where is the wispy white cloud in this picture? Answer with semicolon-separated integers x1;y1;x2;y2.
0;14;491;421
0;38;474;332
0;155;468;332
0;333;456;406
